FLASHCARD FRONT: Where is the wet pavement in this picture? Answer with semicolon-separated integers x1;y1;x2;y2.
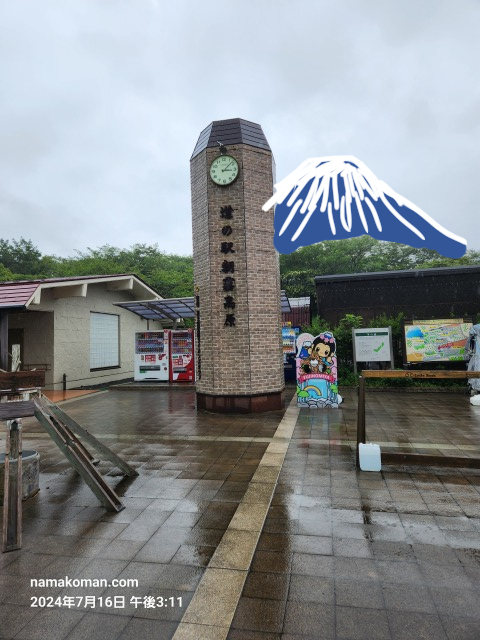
0;387;479;639
42;390;102;403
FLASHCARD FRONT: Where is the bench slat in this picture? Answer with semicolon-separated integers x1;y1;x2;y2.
0;401;35;419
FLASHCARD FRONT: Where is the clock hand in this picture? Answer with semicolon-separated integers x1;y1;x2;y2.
222;161;234;172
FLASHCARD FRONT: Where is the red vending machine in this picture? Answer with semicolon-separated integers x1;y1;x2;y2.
169;329;195;382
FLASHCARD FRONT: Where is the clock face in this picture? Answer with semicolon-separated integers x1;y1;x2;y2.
210;155;239;186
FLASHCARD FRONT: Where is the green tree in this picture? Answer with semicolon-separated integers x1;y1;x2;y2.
0;264;14;281
416;249;480;269
279;238;480;298
0;238;43;275
281;270;317;298
280;237;381;297
47;243;194;298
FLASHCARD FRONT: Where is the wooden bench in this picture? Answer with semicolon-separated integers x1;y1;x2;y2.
1;372;138;552
356;370;480;469
0;402;35;420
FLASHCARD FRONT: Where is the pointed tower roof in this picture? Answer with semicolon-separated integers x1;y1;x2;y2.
191;118;271;159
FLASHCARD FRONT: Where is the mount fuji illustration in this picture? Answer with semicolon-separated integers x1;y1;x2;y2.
262;156;467;258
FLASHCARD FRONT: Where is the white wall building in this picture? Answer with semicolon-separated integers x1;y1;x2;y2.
0;274;162;390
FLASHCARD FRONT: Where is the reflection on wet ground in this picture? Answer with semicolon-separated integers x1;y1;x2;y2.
42;390;102;403
0;387;292;639
0;387;479;639
230;390;480;640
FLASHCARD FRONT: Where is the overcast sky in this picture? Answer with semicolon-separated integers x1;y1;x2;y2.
1;0;479;259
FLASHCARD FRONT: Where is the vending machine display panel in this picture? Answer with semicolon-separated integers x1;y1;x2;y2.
134;330;170;381
170;329;195;382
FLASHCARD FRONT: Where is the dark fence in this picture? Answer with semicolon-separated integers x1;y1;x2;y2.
315;265;480;326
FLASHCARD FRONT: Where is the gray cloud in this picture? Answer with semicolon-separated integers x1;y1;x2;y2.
0;0;478;258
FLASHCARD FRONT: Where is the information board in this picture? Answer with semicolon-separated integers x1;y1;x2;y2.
353;328;392;363
404;319;472;363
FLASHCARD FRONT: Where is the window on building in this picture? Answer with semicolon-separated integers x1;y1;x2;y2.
90;312;120;370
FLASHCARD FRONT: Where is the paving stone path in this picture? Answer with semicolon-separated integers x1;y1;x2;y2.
0;387;479;639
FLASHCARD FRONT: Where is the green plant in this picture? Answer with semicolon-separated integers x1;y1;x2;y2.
300;311;471;389
301;316;332;336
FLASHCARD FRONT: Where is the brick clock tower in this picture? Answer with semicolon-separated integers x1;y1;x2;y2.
190;118;284;412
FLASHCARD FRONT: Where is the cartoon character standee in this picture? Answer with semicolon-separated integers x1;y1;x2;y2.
296;332;341;408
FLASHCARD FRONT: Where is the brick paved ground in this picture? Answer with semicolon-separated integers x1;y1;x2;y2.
229;391;480;640
0;387;479;639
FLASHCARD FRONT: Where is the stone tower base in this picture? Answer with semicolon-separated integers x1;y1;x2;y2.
196;391;283;413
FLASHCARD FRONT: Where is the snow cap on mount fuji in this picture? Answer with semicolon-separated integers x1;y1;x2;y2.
262;156;467;259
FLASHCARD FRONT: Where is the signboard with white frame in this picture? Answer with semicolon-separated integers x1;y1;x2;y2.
352;328;394;374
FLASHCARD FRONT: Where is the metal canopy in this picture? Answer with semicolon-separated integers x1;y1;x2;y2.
114;292;291;322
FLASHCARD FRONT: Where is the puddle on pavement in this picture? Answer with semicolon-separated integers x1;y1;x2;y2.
361;502;374;541
456;547;480;563
361;503;372;525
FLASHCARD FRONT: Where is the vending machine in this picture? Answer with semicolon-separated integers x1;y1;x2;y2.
134;330;170;381
282;323;300;381
169;329;195;382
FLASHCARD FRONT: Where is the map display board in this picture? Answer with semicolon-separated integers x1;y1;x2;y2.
404;319;472;363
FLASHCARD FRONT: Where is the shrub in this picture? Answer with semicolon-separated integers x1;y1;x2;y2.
301;312;469;389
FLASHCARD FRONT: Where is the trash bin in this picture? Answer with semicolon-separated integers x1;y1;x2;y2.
284;353;297;382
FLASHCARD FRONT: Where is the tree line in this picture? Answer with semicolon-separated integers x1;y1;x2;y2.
279;237;480;298
1;236;479;299
0;238;194;298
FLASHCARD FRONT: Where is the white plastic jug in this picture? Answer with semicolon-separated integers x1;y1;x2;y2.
359;443;381;472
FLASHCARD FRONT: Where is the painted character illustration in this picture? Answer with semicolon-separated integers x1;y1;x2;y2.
311;333;335;370
296;332;340;408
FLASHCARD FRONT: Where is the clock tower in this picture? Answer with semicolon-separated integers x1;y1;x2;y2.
190;118;284;412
